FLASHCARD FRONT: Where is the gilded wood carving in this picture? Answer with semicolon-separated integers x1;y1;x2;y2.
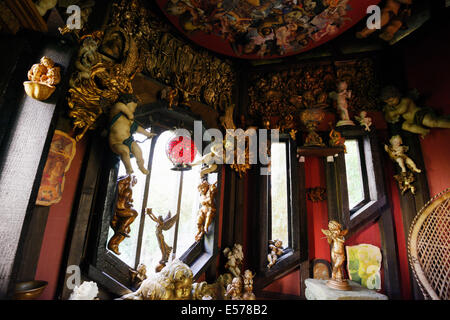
107;175;138;255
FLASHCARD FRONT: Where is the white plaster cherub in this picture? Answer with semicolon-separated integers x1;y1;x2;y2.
329;81;355;126
355;111;373;131
108;94;156;175
267;239;284;269
384;135;421;173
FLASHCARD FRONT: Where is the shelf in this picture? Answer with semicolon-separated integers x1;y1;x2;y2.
296;146;344;158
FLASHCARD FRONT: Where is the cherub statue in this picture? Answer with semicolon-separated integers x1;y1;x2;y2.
267;239;284;269
195;181;218;242
394;171;417;195
384;135;421;174
146;208;179;272
130;263;147;289
223;243;244;278
120;259;193;300
381;86;450;138
35;0;58;16
108;93;156;175
355;111;372;132
27;56;61;87
329;81;355;127
242;270;256;300
321;220;351;290
225;276;243;300
356;0;412;42
107;175;138;255
70;37;101;86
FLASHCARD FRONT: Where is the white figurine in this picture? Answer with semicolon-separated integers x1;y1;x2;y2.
355;111;372;131
385;135;421;173
329;81;355;127
69;281;99;300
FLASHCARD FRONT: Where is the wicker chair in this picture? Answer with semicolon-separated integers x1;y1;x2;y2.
408;188;450;300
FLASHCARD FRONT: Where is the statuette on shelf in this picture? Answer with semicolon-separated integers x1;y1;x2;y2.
355;111;372;132
321;220;351;291
130;263;147;289
329;81;355;127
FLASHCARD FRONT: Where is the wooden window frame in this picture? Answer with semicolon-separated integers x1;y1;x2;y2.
254;134;301;288
80;106;221;296
325;126;387;233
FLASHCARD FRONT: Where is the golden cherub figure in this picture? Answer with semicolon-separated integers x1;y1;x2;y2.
129;263;147;289
225;276;243;300
267;239;284;269
195;180;218;242
321;220;351;290
355;111;373;132
242;270;256;300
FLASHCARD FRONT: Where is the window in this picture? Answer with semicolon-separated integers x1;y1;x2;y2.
270;141;290;247
84;108;220;294
107;129;203;275
344;138;370;215
254;135;300;286
331;127;387;231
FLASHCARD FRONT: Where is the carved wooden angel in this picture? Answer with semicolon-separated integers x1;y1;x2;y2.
146;208;179;272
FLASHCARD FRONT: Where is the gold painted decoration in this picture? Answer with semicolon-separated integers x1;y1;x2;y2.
36;130;76;206
146;208;179;272
63;0;236;142
248;58;380;131
195;180;218;242
107;175;139;255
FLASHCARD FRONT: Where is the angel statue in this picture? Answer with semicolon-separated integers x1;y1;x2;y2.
321;220;351;291
146;208;179;272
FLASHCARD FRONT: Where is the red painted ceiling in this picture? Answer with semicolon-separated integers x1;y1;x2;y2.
156;0;380;59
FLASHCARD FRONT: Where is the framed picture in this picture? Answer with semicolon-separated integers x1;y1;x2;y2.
311;259;331;280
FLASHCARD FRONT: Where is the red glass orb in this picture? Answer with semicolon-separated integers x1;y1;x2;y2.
166;134;197;171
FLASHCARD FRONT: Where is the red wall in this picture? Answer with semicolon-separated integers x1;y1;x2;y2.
35;138;87;300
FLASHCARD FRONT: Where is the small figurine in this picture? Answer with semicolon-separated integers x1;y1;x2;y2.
329;81;355;127
321;220;351;290
329;124;346;152
146;208;179;272
225;276;243;300
107;175;138;255
120;259;193;300
381;86;450;138
130;263;147;289
68;281;99;300
195;181;218;242
108;94;156;175
394;171;417;195
267;239;284;269
307;187;327;202
384;135;421;174
24;56;61;100
355;111;372;132
242;270;256;300
161;86;179;109
223;243;244;278
356;0;412;42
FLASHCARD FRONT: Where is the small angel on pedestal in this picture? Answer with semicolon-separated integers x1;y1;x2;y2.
329;81;355;127
355;111;373;132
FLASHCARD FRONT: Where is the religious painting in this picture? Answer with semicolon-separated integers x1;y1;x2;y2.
36;130;77;206
312;259;331;280
156;0;381;59
346;244;382;290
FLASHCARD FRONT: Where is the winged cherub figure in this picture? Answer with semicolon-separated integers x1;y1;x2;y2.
146;208;179;272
